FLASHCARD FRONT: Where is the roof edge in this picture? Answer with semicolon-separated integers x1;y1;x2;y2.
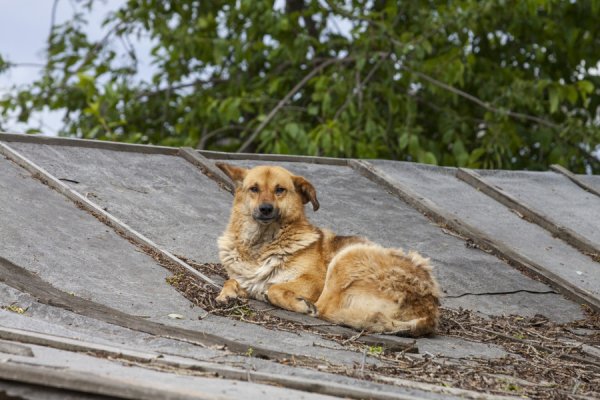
0;132;350;165
199;149;349;165
0;132;179;155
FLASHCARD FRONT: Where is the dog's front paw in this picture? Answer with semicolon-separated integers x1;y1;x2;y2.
215;292;236;303
216;279;247;304
297;297;318;316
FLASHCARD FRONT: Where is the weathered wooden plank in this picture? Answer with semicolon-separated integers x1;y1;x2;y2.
0;132;348;164
0;361;203;400
456;168;600;258
550;164;600;198
199;149;349;165
0;255;313;362
0;340;34;357
178;147;235;193
0;131;178;155
349;160;600;312
0;327;397;400
0;326;508;400
0;141;219;289
0;327;156;363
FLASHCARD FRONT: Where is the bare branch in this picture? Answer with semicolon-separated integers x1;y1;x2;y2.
58;21;124;86
328;0;554;129
401;66;561;129
236;57;353;153
134;77;226;99
333;52;390;121
49;0;60;40
197;125;246;150
286;0;318;40
6;62;47;69
323;0;379;26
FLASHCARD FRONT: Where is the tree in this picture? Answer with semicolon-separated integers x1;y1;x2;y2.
1;0;599;173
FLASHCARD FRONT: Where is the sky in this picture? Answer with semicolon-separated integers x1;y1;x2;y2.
0;0;121;135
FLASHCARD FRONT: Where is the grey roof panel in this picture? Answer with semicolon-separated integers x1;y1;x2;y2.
2;139;587;319
477;170;600;246
369;160;597;313
0;343;343;400
6;142;231;262
579;174;600;194
443;291;576;323
0;283;499;400
0;156;203;319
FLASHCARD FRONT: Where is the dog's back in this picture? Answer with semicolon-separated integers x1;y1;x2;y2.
316;242;440;336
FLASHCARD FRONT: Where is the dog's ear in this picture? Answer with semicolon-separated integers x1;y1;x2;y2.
293;176;320;212
215;162;248;187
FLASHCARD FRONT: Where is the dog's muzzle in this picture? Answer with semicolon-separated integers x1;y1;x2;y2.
253;203;279;224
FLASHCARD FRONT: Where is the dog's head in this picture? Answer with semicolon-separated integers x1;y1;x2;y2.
216;162;319;225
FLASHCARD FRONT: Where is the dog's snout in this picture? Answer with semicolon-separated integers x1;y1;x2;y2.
253;202;278;223
259;203;274;216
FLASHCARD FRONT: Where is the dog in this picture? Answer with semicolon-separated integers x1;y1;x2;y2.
214;163;440;336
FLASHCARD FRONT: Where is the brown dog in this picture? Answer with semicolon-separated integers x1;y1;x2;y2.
215;163;441;336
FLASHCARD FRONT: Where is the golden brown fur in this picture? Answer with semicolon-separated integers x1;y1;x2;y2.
215;163;441;336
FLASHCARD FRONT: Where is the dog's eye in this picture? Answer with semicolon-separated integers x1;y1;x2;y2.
275;187;286;195
249;186;259;193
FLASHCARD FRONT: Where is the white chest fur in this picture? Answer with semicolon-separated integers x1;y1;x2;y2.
218;226;319;300
234;254;295;300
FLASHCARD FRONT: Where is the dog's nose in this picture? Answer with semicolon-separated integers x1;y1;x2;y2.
258;203;274;216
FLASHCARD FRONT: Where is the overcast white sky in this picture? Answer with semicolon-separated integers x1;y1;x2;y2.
0;1;69;88
0;0;119;135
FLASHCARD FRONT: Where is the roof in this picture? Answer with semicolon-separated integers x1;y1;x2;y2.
0;132;598;399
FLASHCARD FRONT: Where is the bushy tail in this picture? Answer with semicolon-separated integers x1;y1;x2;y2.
386;315;438;337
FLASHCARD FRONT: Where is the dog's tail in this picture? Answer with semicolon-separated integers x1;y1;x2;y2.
385;292;440;337
387;314;438;337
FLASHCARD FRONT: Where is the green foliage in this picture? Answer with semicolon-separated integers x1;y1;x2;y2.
1;0;599;172
367;345;384;356
2;303;27;314
0;54;9;74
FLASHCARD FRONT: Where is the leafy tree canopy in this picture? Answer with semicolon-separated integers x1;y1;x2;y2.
1;0;599;172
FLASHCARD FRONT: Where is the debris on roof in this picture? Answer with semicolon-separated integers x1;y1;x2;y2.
0;132;599;399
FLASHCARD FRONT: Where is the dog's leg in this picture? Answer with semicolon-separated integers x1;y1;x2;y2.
264;276;321;315
216;279;248;303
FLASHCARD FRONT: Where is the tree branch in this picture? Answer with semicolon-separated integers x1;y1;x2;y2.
328;0;554;129
59;21;124;86
6;62;47;69
286;0;319;40
401;66;561;129
49;0;60;40
236;57;352;153
333;52;390;121
197;125;246;150
135;78;225;99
